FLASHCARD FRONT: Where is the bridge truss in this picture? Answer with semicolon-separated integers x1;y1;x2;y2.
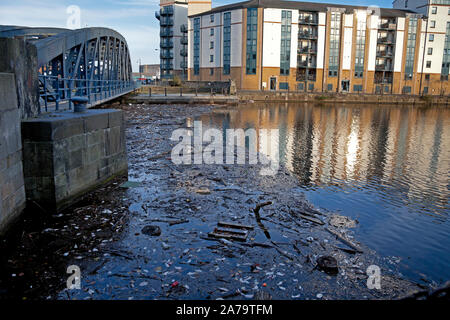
0;26;135;111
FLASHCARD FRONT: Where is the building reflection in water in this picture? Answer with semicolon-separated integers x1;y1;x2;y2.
200;103;449;220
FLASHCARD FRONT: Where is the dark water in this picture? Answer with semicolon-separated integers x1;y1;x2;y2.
200;103;450;285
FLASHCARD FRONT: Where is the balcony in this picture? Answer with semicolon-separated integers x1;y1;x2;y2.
298;17;318;25
299;46;317;54
297;74;316;81
376;50;393;57
160;6;174;16
180;36;188;45
160;18;174;26
160;29;173;37
155;11;160;21
297;60;316;68
180;48;188;57
379;22;397;30
160;51;173;59
180;24;188;33
160;63;174;70
298;31;318;40
375;64;393;71
160;40;173;48
180;61;188;69
377;36;395;44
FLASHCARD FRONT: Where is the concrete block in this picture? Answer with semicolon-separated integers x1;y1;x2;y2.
21;109;127;213
68;134;86;152
0;73;18;112
84;113;109;132
108;110;123;128
52;118;84;141
69;149;83;169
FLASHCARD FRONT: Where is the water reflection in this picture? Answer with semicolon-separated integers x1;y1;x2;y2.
200;103;450;283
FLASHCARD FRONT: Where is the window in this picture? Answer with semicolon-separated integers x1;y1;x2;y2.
384;86;390;93
210;28;214;36
441;21;450;76
327;84;333;91
403;86;411;93
246;8;258;74
210;55;214;63
448;8;450;15
425;74;430;80
353;85;363;92
423;87;429;94
308;83;314;91
429;34;434;42
405;17;417;78
328;12;341;77
193;18;200;75
279;82;289;90
430;21;436;28
426;60;432;68
223;12;231;75
432;7;437;14
298;83;304;91
210;41;214;49
428;47;433;55
354;12;366;78
210;14;215;23
280;10;292;75
405;0;408;8
210;68;214;75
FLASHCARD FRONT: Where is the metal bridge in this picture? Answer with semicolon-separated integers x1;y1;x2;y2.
0;25;136;112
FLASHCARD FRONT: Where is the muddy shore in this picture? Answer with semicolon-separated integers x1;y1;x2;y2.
0;103;429;300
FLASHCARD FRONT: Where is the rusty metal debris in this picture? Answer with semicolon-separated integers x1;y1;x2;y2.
208;222;254;242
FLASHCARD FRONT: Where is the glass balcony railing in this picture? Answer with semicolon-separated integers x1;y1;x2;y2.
298;17;318;25
160;51;173;59
180;24;188;33
160;29;173;37
160;6;174;16
180;36;188;45
298;31;318;39
160;63;174;70
160;18;174;26
160;40;173;48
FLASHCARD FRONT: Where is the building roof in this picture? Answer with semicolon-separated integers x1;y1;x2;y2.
188;0;416;18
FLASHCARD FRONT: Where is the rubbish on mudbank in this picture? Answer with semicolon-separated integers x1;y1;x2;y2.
316;256;339;275
120;181;143;189
254;201;273;214
142;225;162;237
299;214;324;225
254;290;272;300
329;214;357;228
218;221;254;230
196;188;211;195
325;227;363;253
207;221;255;241
208;228;248;242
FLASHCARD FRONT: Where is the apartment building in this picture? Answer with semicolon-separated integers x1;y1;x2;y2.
187;0;450;95
156;0;212;79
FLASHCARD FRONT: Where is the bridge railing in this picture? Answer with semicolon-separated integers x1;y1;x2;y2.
38;75;136;113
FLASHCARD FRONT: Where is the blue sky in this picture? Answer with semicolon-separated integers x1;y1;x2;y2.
0;0;395;71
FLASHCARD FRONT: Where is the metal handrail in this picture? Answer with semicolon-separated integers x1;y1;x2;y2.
38;75;135;113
